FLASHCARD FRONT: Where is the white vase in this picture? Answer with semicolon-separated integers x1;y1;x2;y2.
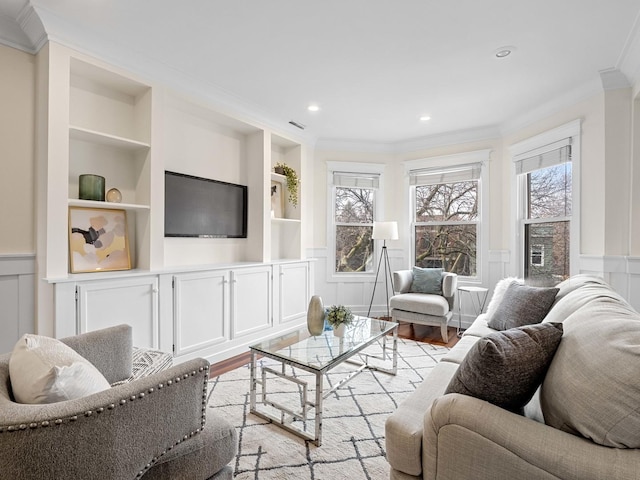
307;295;325;336
333;323;346;337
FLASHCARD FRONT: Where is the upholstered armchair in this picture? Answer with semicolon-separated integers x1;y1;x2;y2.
0;324;237;480
389;269;458;342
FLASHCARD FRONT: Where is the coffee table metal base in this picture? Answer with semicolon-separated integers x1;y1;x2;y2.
249;330;397;446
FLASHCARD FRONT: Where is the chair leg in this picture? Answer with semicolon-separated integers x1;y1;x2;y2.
440;323;449;343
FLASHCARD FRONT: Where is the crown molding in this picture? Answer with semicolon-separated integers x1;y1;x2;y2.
0;0;43;53
499;78;601;137
599;68;631;90
618;9;640;86
316;125;500;155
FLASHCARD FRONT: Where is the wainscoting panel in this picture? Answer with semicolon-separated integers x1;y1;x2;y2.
0;254;35;353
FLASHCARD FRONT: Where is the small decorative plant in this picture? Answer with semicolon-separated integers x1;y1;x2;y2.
325;305;354;327
274;162;299;207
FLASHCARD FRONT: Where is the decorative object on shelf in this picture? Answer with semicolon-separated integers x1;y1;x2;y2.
78;174;105;201
274;162;299;207
106;187;122;203
307;295;325;336
326;305;354;337
367;221;399;318
270;181;284;218
68;207;131;273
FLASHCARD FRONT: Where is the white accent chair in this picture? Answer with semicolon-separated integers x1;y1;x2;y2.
389;270;458;342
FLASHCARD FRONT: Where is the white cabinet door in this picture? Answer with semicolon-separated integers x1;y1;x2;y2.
173;270;228;356
76;276;158;348
276;262;309;324
231;265;272;338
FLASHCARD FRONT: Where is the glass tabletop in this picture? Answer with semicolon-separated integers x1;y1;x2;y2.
249;316;397;372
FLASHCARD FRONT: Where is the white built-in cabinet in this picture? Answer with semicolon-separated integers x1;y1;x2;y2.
37;42;312;363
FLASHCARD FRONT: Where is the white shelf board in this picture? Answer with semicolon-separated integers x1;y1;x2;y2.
271;217;300;224
69;125;150;151
271;172;286;183
68;199;150;211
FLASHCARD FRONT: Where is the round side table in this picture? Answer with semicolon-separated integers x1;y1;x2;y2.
457;286;489;336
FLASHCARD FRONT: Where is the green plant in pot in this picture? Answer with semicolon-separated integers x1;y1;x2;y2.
274;162;299;207
325;305;354;336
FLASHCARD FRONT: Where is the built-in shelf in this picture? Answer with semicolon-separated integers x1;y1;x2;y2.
69;125;150;151
271;217;301;224
271;172;287;183
68;198;150;211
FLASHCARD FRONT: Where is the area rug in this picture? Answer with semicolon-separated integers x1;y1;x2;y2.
207;338;449;479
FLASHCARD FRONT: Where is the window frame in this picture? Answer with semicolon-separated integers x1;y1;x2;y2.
326;161;385;282
405;150;490;283
510;120;581;281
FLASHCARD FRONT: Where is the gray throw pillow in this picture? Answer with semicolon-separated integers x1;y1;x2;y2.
487;282;559;330
410;267;442;294
445;322;563;413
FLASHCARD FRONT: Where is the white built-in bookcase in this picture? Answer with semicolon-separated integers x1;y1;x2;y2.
36;43;309;351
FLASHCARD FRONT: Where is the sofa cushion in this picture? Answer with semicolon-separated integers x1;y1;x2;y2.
541;302;640;448
9;333;110;404
385;361;460;476
484;277;522;323
410;267;443;294
487;282;559;331
445;323;563;413
390;293;449;317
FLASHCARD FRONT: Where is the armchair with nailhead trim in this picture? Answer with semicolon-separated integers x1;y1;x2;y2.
0;324;237;480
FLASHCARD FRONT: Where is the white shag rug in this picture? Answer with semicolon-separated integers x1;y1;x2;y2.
207;337;449;479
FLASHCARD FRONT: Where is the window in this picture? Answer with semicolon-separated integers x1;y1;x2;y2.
530;245;544;266
328;166;383;275
410;163;482;277
512;120;580;286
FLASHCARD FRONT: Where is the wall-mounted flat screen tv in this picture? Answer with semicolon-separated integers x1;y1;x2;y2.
164;171;248;238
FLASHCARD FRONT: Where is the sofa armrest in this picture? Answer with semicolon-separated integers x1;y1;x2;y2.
61;324;133;384
423;394;640;480
0;358;210;480
393;270;413;294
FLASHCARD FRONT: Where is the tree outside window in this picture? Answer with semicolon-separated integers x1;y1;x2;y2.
335;187;374;272
414;180;478;276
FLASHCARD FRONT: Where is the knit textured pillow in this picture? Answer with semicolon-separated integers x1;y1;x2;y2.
487;282;559;330
410;267;443;294
445;322;563;413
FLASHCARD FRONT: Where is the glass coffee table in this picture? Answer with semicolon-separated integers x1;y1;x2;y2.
249;316;398;445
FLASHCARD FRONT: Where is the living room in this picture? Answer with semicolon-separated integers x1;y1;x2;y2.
2;1;640;355
2;1;640;479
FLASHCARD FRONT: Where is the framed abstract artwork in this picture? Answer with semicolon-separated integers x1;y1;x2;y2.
68;207;131;273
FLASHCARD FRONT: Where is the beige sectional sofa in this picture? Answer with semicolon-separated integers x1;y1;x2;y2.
385;274;640;480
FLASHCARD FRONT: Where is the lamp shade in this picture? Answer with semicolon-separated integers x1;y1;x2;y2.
372;221;398;240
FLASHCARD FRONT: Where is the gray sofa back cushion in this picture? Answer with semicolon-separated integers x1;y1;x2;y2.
61;324;133;384
541;285;640;448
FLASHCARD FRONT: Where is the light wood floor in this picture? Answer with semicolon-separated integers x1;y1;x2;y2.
209;321;460;377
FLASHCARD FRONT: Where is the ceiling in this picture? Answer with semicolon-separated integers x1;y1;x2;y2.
2;1;640;149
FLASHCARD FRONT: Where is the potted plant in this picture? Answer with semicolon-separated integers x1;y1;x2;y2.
325;305;354;336
274;162;299;207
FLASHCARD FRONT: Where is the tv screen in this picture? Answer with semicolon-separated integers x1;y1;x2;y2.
164;171;248;238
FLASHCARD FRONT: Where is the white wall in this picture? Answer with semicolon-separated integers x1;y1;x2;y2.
0;44;35;254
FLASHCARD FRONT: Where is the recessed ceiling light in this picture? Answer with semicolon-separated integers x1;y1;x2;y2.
494;46;516;58
308;104;320;112
420;115;431;122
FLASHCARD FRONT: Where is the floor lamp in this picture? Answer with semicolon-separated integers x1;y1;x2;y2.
367;221;398;318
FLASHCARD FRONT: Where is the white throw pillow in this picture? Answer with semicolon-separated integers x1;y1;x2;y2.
484;277;523;323
9;334;111;404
